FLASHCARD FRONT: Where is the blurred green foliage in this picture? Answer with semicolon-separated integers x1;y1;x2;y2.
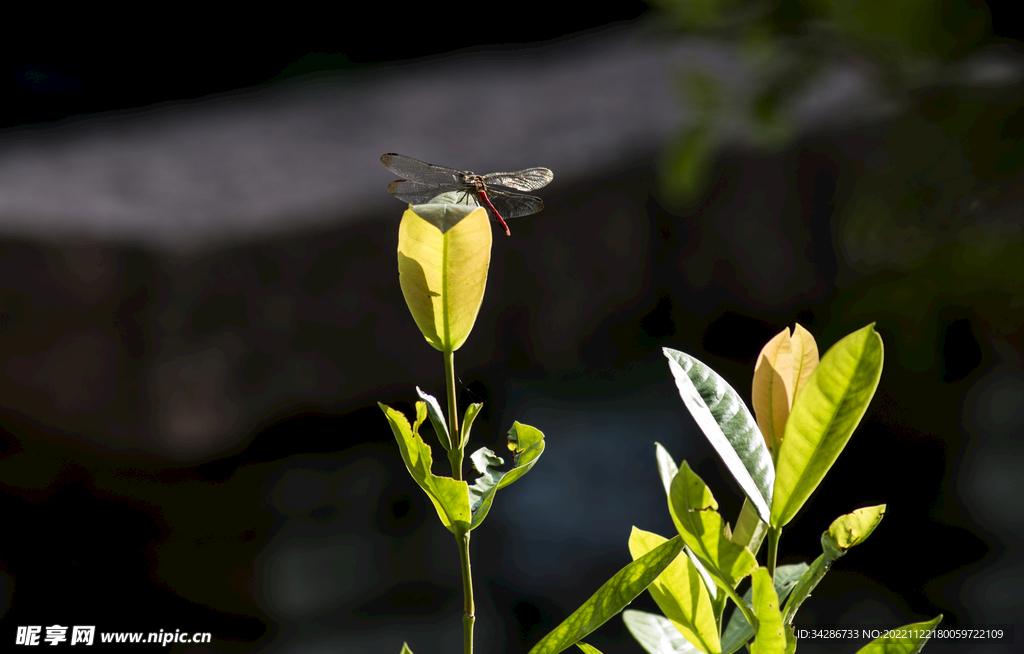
651;0;1024;371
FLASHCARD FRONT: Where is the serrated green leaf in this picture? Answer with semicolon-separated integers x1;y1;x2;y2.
415;386;451;450
623;610;701;654
398;205;491;352
629;528;720;654
528;536;685;654
721;563;808;654
460;402;483;449
854;615;943;654
749;568;786;654
576;643;604;654
771;325;884;527
379;402;470;533
664;348;774;523
668;462;758;590
399;642;414;654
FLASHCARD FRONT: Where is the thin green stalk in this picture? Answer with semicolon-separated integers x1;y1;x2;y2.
766;526;781;580
458;530;475;654
444;348;463;480
720;579;758;632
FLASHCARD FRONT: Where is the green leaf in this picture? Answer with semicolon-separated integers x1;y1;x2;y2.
654;444;719;603
656;442;680;498
379;402;470;533
623;610;701;654
771;324;884;527
527;536;686;654
464;429;545;530
748;568;786;654
576;644;604;654
415;386;451;450
629;528;720;654
721;563;808;654
399;642;414;654
854;615;943;654
780;554;827;626
467;448;506;529
398;205;491;352
751;328;794;457
730;497;768;556
782;505;887;624
460;402;483;449
668;462;758;590
500;422;545;489
664;348;775;523
823;504;887;557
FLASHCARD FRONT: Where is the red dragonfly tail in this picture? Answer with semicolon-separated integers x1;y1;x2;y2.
477;191;511;236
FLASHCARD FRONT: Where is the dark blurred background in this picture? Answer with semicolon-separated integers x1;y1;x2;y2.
1;2;1022;653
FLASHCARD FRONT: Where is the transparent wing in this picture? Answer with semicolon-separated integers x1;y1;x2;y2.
482;167;553;192
387;179;456;204
484;188;545;220
381;153;466;186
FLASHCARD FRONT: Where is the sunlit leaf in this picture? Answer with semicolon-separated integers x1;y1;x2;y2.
467;423;546;530
782;505;887;624
528;536;685;654
379;402;470;533
398;205;491;352
416;386;451;450
823;504;887;558
721;563;807;654
629;528;720;654
752;328;793;456
654;444;719;602
656;442;680;498
730;497;768;557
789;323;818;403
460;402;483;449
771;324;884;527
500;422;546;489
623;610;701;654
668;462;758;590
664;348;774;523
854;615;943;654
748;568;786;654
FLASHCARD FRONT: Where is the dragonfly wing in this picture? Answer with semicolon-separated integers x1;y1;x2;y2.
381;153;466;186
387;179;452;204
485;188;545;219
482;167;553;192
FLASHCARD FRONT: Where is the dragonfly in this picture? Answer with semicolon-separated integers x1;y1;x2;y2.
381;153;554;236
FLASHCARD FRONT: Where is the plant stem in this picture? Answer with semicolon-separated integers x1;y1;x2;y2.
721;580;758;632
457;530;475;654
766;525;781;580
444;348;463;480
